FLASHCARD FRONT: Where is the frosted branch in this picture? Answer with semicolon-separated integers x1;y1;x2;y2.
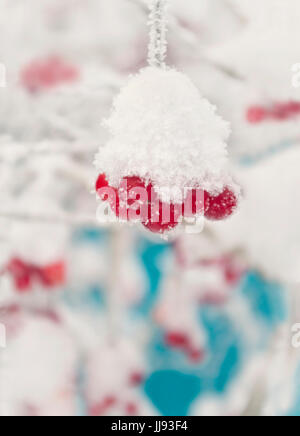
147;0;169;68
129;0;245;80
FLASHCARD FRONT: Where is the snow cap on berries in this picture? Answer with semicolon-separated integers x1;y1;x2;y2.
95;67;235;203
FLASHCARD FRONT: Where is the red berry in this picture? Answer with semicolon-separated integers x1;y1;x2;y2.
103;395;117;408
108;187;120;217
143;202;180;233
142;184;181;234
89;395;117;416
223;258;244;285
15;275;32;292
7;258;32;292
183;188;209;217
118;176;146;221
125;402;138;416
96;174;120;216
121;176;145;200
205;188;237;221
270;103;291;121
165;331;189;349
40;261;65;288
129;372;144;386
121;176;147;220
95;173;109;193
269;101;300;120
246;106;267;123
21;56;78;93
187;348;205;364
286;101;300;114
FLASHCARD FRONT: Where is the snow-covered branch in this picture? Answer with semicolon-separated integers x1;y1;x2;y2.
147;0;169;68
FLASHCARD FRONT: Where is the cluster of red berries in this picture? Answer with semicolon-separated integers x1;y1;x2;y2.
164;331;205;363
5;258;65;292
21;55;79;93
96;174;237;234
247;101;300;124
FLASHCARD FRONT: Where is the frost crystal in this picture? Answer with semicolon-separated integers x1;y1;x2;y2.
95;67;235;203
147;0;169;68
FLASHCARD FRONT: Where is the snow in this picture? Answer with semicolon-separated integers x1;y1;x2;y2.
210;146;300;283
206;0;300;100
3;310;77;415
95;66;236;203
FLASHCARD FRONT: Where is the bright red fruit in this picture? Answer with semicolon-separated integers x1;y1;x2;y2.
108;187;120;217
183;188;209;217
119;176;146;220
270;101;300;120
143;202;180;234
223;259;244;285
286;101;300;114
121;176;146;218
40;261;65;288
6;258;32;292
247;101;300;124
121;176;145;199
142;184;181;234
96;174;119;216
6;258;65;292
125;402;138;416
96;173;111;202
246;106;267;123
165;331;189;349
96;174;238;231
205;188;237;221
129;372;145;386
95;173;109;193
270;103;291;121
21;56;79;93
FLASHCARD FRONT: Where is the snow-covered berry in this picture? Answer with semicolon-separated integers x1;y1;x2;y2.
205;188;237;221
95;67;239;233
183;188;210;217
95;173;109;193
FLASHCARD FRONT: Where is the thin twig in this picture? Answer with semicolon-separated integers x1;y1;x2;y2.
128;0;246;82
148;0;169;68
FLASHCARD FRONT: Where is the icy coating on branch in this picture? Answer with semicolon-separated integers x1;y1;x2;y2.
95;67;236;203
147;0;169;68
